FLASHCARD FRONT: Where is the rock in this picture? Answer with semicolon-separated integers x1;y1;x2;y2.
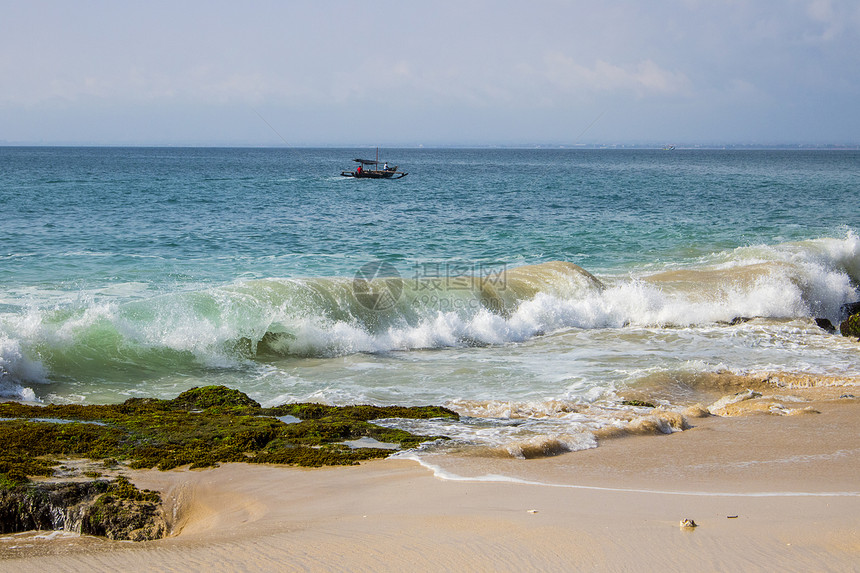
0;477;166;541
171;385;262;410
680;518;698;528
814;318;836;333
620;400;656;408
81;485;165;541
0;389;458;476
839;313;860;339
0;387;461;541
0;481;107;534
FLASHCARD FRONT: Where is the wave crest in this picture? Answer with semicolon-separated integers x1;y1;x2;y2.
1;234;858;383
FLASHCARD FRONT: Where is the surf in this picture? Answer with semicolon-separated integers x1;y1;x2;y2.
1;234;858;399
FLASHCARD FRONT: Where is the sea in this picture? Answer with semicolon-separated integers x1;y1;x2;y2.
1;147;859;467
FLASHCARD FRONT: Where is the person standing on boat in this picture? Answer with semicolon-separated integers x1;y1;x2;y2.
356;165;363;176
383;162;388;171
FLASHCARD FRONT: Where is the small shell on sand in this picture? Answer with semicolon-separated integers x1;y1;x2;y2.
680;518;698;528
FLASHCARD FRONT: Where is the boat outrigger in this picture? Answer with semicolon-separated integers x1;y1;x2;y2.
341;149;407;179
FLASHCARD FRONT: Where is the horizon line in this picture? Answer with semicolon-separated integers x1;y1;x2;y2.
2;142;859;150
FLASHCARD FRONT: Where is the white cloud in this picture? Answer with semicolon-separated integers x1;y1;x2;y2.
540;54;691;98
1;0;858;144
804;0;841;41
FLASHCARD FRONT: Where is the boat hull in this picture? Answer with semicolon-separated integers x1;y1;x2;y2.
341;169;407;179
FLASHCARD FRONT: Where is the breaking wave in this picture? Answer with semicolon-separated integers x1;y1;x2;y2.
0;335;45;401
0;234;858;388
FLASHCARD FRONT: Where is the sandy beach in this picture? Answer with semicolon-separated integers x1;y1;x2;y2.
2;382;858;572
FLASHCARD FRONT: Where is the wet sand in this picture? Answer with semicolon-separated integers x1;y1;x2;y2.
2;386;858;572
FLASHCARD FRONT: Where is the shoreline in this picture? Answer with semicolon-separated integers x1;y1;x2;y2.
2;378;858;571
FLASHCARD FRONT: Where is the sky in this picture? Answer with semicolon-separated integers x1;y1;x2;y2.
1;0;859;146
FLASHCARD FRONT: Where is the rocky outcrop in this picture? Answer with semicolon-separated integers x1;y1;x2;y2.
839;301;860;338
0;480;106;534
816;301;860;338
840;312;860;339
80;477;165;541
815;317;836;333
0;386;458;474
0;477;165;541
0;385;458;541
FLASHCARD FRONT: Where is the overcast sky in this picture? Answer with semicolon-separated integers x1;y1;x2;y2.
2;0;859;146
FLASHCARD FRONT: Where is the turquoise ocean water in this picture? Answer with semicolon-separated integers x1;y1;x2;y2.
1;147;859;462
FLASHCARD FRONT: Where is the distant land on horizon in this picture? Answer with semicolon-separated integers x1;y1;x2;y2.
1;141;858;150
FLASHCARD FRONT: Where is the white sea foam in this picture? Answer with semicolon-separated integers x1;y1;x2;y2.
1;235;858;403
0;334;45;401
263;234;858;356
374;397;696;461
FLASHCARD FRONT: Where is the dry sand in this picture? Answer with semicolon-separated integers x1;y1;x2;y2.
1;388;858;572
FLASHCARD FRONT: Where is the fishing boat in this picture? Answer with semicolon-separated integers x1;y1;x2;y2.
341;149;408;179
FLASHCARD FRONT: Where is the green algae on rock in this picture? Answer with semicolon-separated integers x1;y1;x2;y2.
79;476;164;541
0;385;458;481
171;385;262;410
620;400;656;408
840;312;860;338
0;477;164;541
0;386;457;541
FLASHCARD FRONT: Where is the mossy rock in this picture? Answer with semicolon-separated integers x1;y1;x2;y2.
105;476;160;503
170;385;261;410
621;400;656;408
81;477;164;541
0;387;457;484
82;495;165;541
0;481;110;533
264;403;458;422
0;387;462;542
840;313;860;338
0;476;165;540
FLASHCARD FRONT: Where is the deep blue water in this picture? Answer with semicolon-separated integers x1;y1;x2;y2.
3;147;856;291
